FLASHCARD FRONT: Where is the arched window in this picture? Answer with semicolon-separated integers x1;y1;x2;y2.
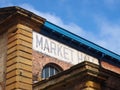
41;63;62;78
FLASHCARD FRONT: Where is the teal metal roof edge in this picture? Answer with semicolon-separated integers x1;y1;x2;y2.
44;21;120;61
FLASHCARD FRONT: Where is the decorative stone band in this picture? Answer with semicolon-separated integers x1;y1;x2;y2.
33;31;99;65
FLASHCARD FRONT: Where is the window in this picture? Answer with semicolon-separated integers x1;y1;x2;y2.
41;63;62;78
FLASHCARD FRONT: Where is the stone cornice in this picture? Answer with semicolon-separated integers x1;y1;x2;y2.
0;6;46;34
33;61;107;90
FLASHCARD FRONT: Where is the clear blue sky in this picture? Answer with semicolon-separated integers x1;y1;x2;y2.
0;0;120;54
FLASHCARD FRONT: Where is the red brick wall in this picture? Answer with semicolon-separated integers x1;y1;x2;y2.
32;50;73;81
101;61;120;74
0;32;7;90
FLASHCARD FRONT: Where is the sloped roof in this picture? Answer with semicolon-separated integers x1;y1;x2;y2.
43;21;120;64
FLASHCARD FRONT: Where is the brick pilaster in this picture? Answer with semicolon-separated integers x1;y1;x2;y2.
6;24;32;90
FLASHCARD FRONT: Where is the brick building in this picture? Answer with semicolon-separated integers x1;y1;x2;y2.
0;6;120;90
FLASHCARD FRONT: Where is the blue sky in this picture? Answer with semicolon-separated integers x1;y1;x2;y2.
0;0;120;54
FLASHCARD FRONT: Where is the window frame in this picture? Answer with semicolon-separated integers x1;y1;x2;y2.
41;63;63;79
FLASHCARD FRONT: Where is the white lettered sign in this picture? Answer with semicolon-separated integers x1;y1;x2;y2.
33;31;99;65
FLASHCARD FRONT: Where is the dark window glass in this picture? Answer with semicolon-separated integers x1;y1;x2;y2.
45;67;49;78
42;64;61;78
50;66;54;76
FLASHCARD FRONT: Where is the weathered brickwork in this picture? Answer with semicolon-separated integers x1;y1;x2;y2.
102;75;120;90
101;61;120;74
32;50;73;81
0;32;7;90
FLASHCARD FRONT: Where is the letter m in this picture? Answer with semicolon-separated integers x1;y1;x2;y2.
36;35;43;49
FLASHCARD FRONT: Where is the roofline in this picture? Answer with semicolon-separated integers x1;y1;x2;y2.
0;6;46;34
0;6;45;21
44;21;120;61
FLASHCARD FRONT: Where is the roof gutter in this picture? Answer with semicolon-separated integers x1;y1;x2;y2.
44;21;120;62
